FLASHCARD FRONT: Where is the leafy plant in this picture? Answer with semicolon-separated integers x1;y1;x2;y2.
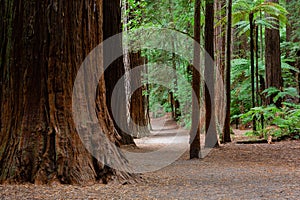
237;87;300;138
263;87;299;103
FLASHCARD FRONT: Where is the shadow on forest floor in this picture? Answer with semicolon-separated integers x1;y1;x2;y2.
1;116;299;199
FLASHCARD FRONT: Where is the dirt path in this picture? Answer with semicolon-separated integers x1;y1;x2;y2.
1;117;299;199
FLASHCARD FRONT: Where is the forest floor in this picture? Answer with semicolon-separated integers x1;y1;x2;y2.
1;116;299;199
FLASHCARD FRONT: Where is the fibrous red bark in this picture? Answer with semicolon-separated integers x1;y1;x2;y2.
0;0;130;184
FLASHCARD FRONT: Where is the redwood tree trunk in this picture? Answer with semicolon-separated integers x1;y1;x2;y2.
190;0;201;159
265;0;283;107
129;51;150;138
103;0;135;145
0;0;130;184
250;13;257;132
222;0;232;143
204;0;218;148
214;0;226;76
121;0;149;138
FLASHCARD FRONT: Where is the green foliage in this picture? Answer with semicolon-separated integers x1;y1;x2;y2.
230;0;288;36
126;0;196;128
230;55;299;119
263;87;299;103
124;0;195;34
281;57;300;88
286;0;300;41
144;52;193;127
237;88;300;138
125;0;300;136
230;58;264;118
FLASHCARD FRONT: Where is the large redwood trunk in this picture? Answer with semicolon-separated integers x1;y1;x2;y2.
129;51;150;138
214;0;231;143
0;0;130;184
103;0;135;145
204;0;219;147
123;1;150;138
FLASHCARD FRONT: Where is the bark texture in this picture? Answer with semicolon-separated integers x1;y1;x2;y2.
190;0;201;159
129;51;149;138
214;0;226;77
205;0;219;148
103;0;135;145
250;13;257;131
0;0;130;184
265;0;283;107
121;0;149;139
222;0;232;143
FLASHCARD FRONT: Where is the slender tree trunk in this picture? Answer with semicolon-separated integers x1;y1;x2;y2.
249;13;257;132
260;74;266;129
103;0;135;145
171;50;180;120
259;4;265;129
168;91;175;117
256;25;265;129
223;0;232;143
168;0;180;120
144;62;153;130
0;0;130;184
255;26;260;106
265;0;283;107
204;0;218;148
285;0;292;53
260;11;264;63
190;0;201;159
298;61;300;104
167;1;176;120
